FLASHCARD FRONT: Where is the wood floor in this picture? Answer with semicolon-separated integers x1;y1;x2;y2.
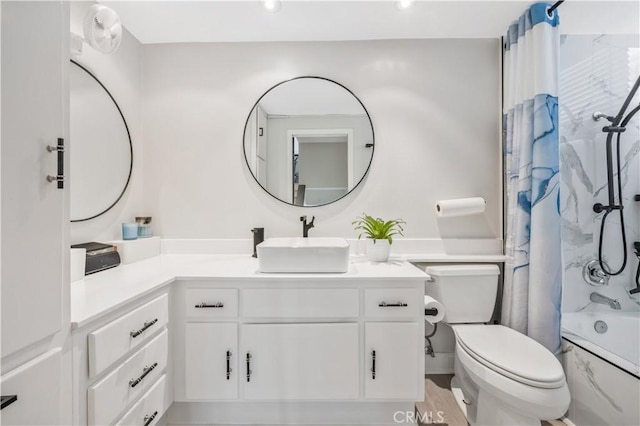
416;375;566;426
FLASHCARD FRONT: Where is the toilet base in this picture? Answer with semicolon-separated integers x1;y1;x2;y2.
476;388;541;426
451;376;542;426
450;376;469;419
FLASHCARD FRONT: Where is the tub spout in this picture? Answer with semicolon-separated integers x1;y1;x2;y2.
590;292;622;310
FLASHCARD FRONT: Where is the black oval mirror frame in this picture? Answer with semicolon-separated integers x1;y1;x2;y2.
70;59;133;222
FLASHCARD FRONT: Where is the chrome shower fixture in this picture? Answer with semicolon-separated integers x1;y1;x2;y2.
583;259;609;286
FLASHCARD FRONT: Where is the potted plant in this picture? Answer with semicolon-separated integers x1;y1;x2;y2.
352;213;405;262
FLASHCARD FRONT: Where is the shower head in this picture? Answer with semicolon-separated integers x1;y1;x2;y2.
592;112;614;122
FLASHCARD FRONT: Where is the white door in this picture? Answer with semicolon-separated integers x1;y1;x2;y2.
0;348;61;425
1;1;66;357
242;323;359;400
185;323;238;400
365;322;421;400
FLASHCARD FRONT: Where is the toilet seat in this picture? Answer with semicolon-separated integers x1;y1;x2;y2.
453;324;565;389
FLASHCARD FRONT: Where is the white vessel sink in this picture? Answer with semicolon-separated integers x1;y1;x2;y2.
257;237;350;273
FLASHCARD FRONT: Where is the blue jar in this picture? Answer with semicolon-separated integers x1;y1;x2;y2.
122;223;138;240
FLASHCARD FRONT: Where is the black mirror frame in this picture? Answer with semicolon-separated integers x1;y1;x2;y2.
242;76;375;208
70;59;134;222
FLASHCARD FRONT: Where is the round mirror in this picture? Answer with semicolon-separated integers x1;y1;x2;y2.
70;60;132;222
243;77;374;207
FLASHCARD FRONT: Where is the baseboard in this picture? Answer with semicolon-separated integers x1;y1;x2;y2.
425;352;455;374
167;401;415;425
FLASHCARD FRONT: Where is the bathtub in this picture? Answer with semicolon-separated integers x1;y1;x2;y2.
562;311;640;425
562;311;640;377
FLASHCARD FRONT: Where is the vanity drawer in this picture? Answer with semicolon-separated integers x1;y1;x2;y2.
0;349;61;425
89;294;168;377
115;375;168;426
185;288;238;318
364;288;422;318
243;288;359;318
88;329;168;426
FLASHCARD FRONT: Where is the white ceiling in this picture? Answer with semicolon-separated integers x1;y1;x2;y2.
102;1;640;44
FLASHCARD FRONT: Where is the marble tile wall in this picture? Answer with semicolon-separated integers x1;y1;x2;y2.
559;34;640;314
562;339;640;426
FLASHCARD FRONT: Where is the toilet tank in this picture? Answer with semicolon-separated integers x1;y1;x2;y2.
424;265;500;324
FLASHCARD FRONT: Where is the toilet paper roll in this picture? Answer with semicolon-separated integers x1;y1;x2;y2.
424;295;445;325
435;197;486;218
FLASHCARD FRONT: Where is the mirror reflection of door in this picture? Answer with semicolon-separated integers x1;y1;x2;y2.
291;131;351;206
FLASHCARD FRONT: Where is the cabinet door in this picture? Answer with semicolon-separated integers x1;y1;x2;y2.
0;348;61;425
185;323;238;400
242;323;359;400
365;322;421;400
1;1;66;357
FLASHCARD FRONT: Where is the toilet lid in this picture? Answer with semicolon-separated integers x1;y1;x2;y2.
453;325;565;389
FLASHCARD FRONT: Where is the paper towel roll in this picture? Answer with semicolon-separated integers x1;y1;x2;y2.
424;295;445;325
435;197;485;218
70;248;86;283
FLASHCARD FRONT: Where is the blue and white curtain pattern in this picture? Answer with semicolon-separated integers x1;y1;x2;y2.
501;3;562;355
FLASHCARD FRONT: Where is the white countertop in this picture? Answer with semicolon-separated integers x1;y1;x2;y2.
70;254;429;330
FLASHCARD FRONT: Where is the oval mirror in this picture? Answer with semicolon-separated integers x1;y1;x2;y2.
243;77;374;207
70;60;132;222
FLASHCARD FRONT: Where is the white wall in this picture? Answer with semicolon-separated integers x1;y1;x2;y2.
69;1;144;244
142;39;501;240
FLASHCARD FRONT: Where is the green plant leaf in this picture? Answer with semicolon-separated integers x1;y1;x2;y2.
352;213;405;243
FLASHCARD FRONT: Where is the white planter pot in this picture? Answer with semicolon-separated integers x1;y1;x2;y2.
366;239;391;262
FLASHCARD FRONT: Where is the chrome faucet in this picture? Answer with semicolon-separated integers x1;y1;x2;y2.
590;292;622;310
300;216;315;238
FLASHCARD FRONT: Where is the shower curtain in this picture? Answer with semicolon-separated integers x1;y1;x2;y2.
501;3;562;355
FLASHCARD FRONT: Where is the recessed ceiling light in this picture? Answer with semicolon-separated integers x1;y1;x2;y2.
263;0;281;12
396;0;415;10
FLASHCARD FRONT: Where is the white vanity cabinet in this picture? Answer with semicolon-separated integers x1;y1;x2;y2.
0;349;62;425
363;287;423;400
364;322;421;399
242;323;360;400
1;2;69;424
181;288;239;400
1;0;68;359
71;291;171;426
172;277;425;425
184;323;238;399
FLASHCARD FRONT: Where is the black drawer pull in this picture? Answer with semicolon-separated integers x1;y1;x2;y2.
378;301;408;307
371;350;376;380
0;395;18;410
46;138;64;189
246;353;252;382
130;319;158;338
129;362;158;388
195;302;224;309
226;350;232;380
425;308;439;316
143;411;158;426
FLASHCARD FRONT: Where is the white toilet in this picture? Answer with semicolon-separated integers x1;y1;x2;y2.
425;265;570;426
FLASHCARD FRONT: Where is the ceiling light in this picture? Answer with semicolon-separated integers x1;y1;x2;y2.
396;0;415;10
263;0;281;12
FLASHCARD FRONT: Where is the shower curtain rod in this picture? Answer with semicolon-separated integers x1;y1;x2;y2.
547;0;565;16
